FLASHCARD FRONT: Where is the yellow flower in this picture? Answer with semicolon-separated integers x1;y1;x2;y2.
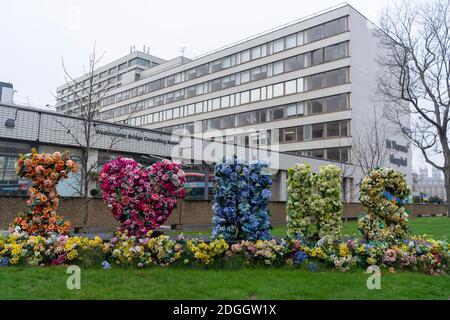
339;243;350;257
67;250;78;260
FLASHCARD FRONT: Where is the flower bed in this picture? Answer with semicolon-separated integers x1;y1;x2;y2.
1;230;448;275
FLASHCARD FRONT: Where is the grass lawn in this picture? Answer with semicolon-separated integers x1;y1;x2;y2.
0;266;449;300
167;217;450;240
0;217;448;300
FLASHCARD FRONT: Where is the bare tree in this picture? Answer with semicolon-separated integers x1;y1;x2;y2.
351;107;390;176
56;44;137;232
376;0;450;216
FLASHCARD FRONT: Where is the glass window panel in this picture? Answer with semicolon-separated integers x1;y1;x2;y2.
297;102;304;115
250;111;259;123
285;80;297;95
286;104;297;117
196;83;204;95
188;104;195;115
273;61;284;75
173;108;180;118
326;68;347;86
311;149;325;159
241;50;250;63
273;83;284;97
312;123;325;138
261;44;268;57
308;73;324;90
324;43;340;62
271;106;285;120
297;78;304;92
311;99;324;113
297;32;304;45
324;18;346;37
327;94;347;112
222;56;231;68
305;25;323;43
326;121;340;137
237;112;251;126
221;96;230;108
221;115;235;129
312;49;323;65
212;98;221;110
250;66;267;81
285;34;297;49
240;91;250;104
261;87;267;100
210;59;222;72
250;88;261;102
327;148;341;161
195;102;203;114
297;126;304;141
304;125;311;140
341;147;349;162
283;127;297;142
340;120;348;136
241;70;250;83
273;39;284;53
285;55;304;72
251;46;261;59
267;85;273;99
259;109;267;122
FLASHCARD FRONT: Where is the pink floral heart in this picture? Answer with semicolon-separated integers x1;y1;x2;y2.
99;157;186;238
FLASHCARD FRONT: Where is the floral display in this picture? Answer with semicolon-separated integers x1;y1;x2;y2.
358;167;410;242
106;231;185;267
286;163;342;241
1;230;448;275
99;157;186;238
187;237;229;265
212;156;272;241
10;149;77;236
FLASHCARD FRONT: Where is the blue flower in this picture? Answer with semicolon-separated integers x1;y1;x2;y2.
293;251;308;265
307;262;318;272
0;257;9;267
101;261;111;269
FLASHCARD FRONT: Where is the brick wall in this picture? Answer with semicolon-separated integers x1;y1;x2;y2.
0;196;447;231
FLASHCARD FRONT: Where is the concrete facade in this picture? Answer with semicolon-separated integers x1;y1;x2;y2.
54;4;412;190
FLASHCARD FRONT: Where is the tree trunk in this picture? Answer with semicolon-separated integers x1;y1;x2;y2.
444;169;450;218
83;196;90;233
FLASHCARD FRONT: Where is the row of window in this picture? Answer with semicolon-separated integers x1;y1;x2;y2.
279;120;349;143
58;58;157;97
99;16;348;108
105;66;349;126
101;40;349;114
289;147;350;162
198;93;349;131
160;120;349;152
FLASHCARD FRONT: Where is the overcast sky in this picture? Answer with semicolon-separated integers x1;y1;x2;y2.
2;0;432;172
1;0;393;107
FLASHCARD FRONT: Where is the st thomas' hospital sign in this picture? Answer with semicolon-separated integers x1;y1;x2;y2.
386;139;409;168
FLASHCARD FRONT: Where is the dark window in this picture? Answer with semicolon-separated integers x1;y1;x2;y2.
284;55;304;72
340;120;348;136
311;149;325;159
312;123;325;139
305;25;323;43
326;94;348;112
324;17;346;37
326;121;340;137
326;148;341;161
271;107;285;120
311;99;324;113
311;49;323;65
283;127;297;142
